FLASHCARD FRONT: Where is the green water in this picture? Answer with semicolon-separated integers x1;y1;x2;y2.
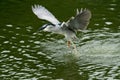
0;0;120;80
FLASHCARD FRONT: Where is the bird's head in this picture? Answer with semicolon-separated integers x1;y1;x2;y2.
39;23;55;32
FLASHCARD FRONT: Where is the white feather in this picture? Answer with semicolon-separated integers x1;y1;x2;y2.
32;5;60;25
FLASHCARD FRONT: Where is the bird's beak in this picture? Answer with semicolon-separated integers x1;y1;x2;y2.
36;27;45;33
39;26;46;31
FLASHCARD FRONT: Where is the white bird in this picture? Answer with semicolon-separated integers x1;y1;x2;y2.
32;5;91;53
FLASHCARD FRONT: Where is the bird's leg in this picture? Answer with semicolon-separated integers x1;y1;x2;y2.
71;40;78;54
67;41;71;48
67;40;78;54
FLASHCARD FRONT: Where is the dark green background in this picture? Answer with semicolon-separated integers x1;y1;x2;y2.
0;0;120;80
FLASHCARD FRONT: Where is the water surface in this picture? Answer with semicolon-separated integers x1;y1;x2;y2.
0;0;120;80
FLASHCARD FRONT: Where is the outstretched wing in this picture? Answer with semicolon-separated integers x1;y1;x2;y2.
32;5;60;25
66;8;91;31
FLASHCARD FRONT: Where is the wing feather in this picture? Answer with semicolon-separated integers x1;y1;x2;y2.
32;5;60;25
67;8;91;31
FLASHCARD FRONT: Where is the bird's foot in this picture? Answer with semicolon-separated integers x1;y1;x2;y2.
67;41;71;48
67;41;78;54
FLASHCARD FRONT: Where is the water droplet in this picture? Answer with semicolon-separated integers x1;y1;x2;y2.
34;41;40;44
105;22;112;25
108;8;115;11
94;23;100;26
6;24;13;27
16;27;21;29
1;50;11;53
4;41;9;44
20;40;25;43
18;48;22;51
